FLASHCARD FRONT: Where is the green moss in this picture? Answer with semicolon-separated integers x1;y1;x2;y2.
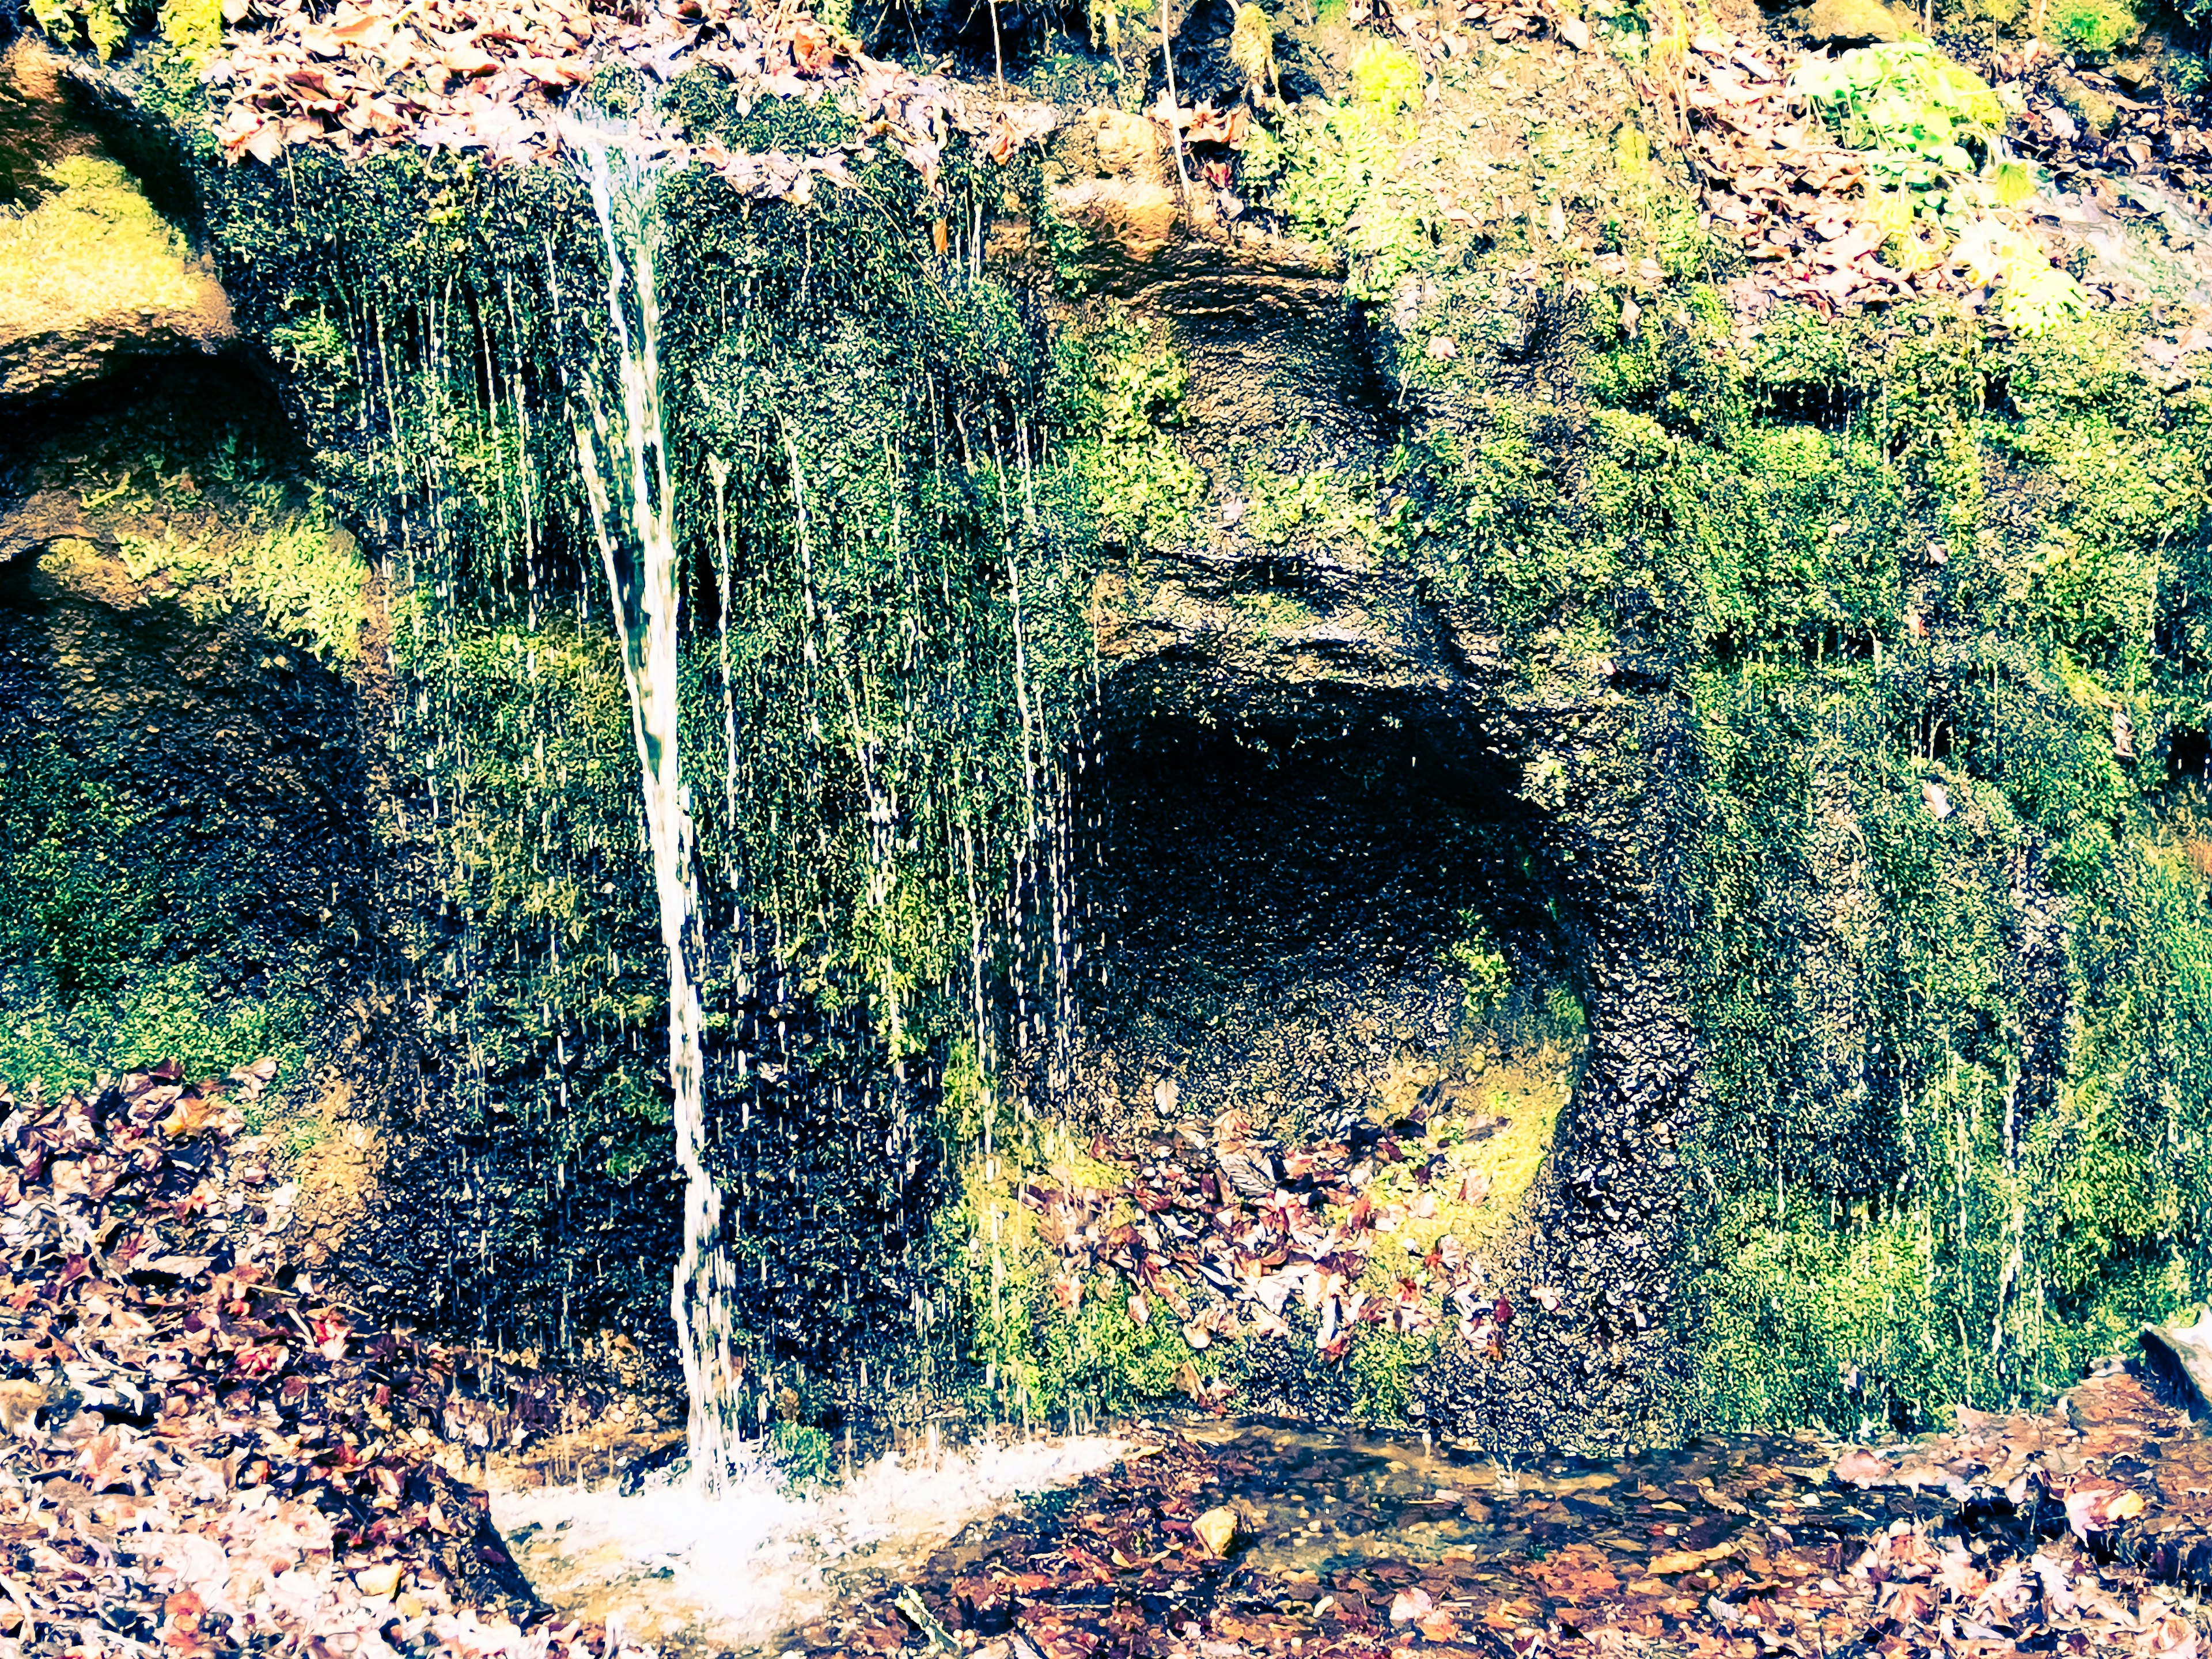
2049;0;2138;57
1349;40;1424;116
0;724;320;1094
1347;1328;1433;1424
1239;461;1400;551
156;0;222;67
0;156;203;330
0;701;329;1106
945;1132;1241;1422
111;509;367;666
1075;308;1207;551
1243;100;1437;303
0;960;313;1097
139;29;2212;1430
162;116;1122;1372
0;734;170;995
1385;252;2212;1421
766;1420;838;1491
658;65;859;151
28;0;131;59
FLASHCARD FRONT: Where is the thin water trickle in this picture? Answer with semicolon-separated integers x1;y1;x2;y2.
569;120;738;1488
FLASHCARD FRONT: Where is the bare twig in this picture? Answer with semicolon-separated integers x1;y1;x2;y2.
1158;0;1192;192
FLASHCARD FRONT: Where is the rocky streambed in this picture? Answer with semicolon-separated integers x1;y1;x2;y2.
9;1052;2212;1659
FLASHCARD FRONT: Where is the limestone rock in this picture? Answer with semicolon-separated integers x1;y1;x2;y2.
0;82;234;404
1794;0;1914;43
2142;1308;2212;1411
2049;70;2122;136
1194;1505;1240;1556
0;1380;43;1440
1092;107;1166;177
1052;177;1182;260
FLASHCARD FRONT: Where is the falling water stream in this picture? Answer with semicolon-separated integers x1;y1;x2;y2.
569;124;738;1487
502;120;1133;1649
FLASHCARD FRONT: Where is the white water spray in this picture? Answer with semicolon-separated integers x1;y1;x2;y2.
569;127;738;1486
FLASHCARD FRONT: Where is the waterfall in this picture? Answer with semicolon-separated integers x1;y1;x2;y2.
569;124;738;1489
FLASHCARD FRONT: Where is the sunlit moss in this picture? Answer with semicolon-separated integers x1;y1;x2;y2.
0;156;206;332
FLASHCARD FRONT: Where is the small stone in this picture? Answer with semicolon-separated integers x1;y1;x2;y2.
1194;1505;1239;1557
1389;1588;1434;1623
355;1563;403;1599
0;1380;43;1440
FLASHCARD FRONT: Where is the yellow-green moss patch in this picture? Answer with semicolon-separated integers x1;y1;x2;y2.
0;156;207;334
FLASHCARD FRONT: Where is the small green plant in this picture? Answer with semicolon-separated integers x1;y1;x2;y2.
1229;3;1283;104
1988;160;2036;208
1791;41;2003;190
29;0;130;58
1244;101;1437;302
1085;311;1206;550
1953;217;2089;336
270;308;351;377
766;1419;837;1493
157;0;223;66
2049;0;2137;59
1349;39;1423;120
1446;912;1514;1024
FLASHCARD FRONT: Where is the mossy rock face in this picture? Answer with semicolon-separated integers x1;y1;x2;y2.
2048;0;2141;59
1794;0;1915;44
0;359;378;1103
2050;71;2124;135
0;46;233;400
17;0;2212;1452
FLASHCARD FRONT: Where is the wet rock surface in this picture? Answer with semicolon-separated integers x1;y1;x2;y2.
820;1382;2212;1659
1074;733;1555;1143
12;0;2212;1487
1088;488;1702;1452
0;358;379;1074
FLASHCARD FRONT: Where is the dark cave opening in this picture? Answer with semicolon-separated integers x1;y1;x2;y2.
1070;714;1582;1146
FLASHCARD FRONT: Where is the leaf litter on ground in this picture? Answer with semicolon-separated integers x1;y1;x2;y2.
20;1057;2212;1659
203;0;1058;192
1018;1103;1516;1374
0;1060;617;1659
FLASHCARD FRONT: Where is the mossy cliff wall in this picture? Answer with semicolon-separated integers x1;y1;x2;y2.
11;0;2212;1452
25;54;1111;1419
